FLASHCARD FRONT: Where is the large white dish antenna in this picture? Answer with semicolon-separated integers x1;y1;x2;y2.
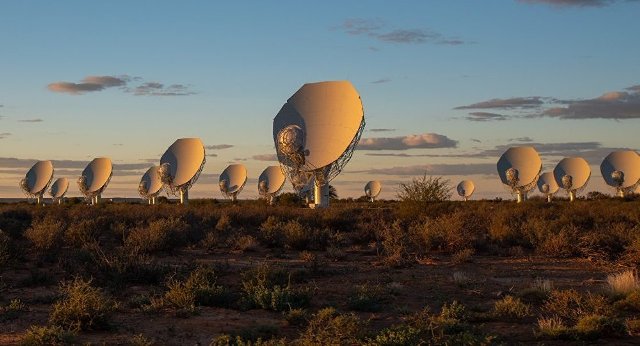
497;146;541;203
139;165;162;205
219;164;247;202
553;157;590;202
20;160;54;205
273;80;365;208
160;138;206;205
364;180;382;202
49;177;69;204
537;172;559;203
600;151;640;197
258;166;286;205
456;180;475;201
78;157;112;205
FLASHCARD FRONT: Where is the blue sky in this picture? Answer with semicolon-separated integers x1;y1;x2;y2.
1;0;639;200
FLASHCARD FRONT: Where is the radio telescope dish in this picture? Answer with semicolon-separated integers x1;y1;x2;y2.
553;157;590;202
78;157;112;205
273;80;365;208
537;172;559;203
49;177;69;205
497;146;541;203
219;164;247;202
456;180;475;201
160;138;206;205
139;166;162;205
20;160;54;205
600;151;640;198
258;166;286;205
364;181;382;202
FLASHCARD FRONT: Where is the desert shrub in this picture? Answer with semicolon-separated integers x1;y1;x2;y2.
158;265;231;315
24;218;65;253
518;278;553;304
536;225;580;258
284;308;307;326
49;277;115;331
492;296;530;318
258;216;285;247
258;217;328;250
125;217;188;253
20;325;75;346
452;248;475;264
129;334;154;346
210;334;286;346
216;213;233;232
574;314;627;339
397;175;451;203
240;264;311;311
542;289;612;327
377;220;413;267
90;248;167;288
232;234;259;252
0;299;27;321
607;270;639;297
347;283;388;312
0;208;32;238
614;289;640;311
0;230;13;265
64;218;108;247
298;307;365;345
536;315;571;339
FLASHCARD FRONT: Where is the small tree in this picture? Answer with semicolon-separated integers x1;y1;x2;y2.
397;175;451;202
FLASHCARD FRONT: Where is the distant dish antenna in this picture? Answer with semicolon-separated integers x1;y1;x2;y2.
537;172;559;203
497;146;541;203
20;160;54;205
160;138;206;205
258;166;286;205
139;166;163;205
78;157;112;205
553;157;590;202
456;180;475;201
49;177;69;205
219;164;247;202
273;80;365;209
600;151;640;198
364;181;382;202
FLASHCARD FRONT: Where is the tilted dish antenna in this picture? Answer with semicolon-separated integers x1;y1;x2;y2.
497;146;541;203
364;180;382;202
258;166;286;205
273;80;365;208
78;157;112;205
49;177;69;205
20;160;54;205
219;164;247;202
553;157;590;202
159;138;206;205
600;151;640;198
537;172;559;203
139;165;163;205
456;180;475;202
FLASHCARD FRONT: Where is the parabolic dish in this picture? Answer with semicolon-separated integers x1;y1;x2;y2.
600;150;640;189
365;180;382;198
537;172;559;194
81;157;113;193
220;164;247;194
273;80;364;171
140;166;163;196
457;180;475;198
160;138;205;187
553;157;591;190
497;146;542;188
258;166;286;195
50;177;69;198
24;160;54;194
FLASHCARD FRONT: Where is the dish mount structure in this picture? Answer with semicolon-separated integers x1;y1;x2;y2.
139;165;163;205
49;177;69;205
78;157;113;205
219;164;247;202
20;160;54;205
497;146;542;203
159;138;206;205
364;181;382;202
456;180;475;202
537;172;559;203
600;151;640;198
258;166;286;205
553;157;591;202
273;80;365;209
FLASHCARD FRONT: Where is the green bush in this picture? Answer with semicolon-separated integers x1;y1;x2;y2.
492;296;530;318
49;277;115;331
158;265;231;315
241;264;311;311
24;218;65;253
125;217;188;253
298;307;365;345
20;325;75;346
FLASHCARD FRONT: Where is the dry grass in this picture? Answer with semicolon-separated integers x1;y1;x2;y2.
607;270;639;296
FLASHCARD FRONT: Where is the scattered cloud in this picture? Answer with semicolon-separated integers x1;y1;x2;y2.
339;18;467;45
466;112;510;121
539;87;640;120
0;157;149;172
369;128;396;132
455;97;544;110
509;136;534;142
48;75;195;96
112;143;123;146
18;118;44;123
371;78;391;84
205;144;234;150
471;138;482;143
518;0;621;7
252;154;278;161
358;133;458;150
206;153;218;157
353;163;495;176
0;133;10;139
